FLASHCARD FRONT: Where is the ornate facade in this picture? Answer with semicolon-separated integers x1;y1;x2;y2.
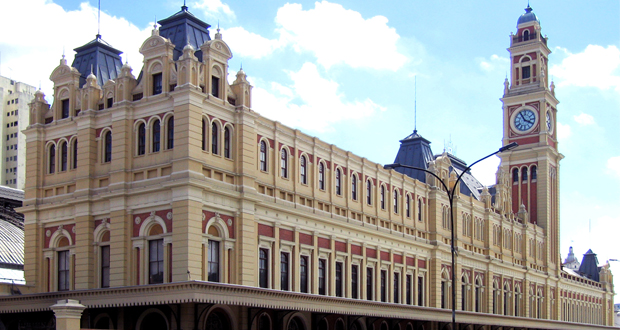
0;5;614;330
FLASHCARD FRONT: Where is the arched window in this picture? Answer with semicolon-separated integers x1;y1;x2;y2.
531;165;537;180
71;139;78;169
49;144;56;174
475;277;482;312
138;123;146;155
393;189;398;213
462;275;468;311
417;199;422;221
512;168;519;182
223;126;230;158
406;194;410;217
208;240;220;282
318;163;325;190
280;148;288;178
60;141;68;172
260;141;267;171
166;116;174;149
202;119;207;151
380;185;385;210
521;167;528;181
504;283;510;315
366;179;372;205
442;206;451;229
351;174;357;200
523;29;530;41
152;119;161;152
300;155;307;184
212;122;219;154
335;168;341;195
104;131;112;163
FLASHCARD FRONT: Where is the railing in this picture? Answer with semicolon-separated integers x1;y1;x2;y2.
512;32;547;46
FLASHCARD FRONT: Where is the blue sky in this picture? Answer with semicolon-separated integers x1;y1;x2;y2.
1;0;619;298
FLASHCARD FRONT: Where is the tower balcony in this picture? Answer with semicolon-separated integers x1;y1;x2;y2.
511;32;548;47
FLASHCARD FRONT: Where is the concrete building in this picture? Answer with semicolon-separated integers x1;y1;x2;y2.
0;76;35;189
0;4;614;330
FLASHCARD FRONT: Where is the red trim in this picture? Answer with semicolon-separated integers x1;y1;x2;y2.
280;228;294;242
380;251;389;261
418;259;426;269
258;224;274;237
351;244;362;256
366;248;377;259
318;237;330;249
393;254;402;264
299;233;313;245
335;241;346;253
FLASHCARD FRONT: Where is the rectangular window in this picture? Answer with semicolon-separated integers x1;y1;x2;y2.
335;261;343;297
280;252;289;291
149;239;164;284
366;267;373;300
259;248;269;288
380;270;387;302
58;250;70;291
351;265;359;299
522;66;531;79
418;276;424;306
406;274;412;305
208;240;220;282
318;259;326;295
107;98;113;108
61;99;70;119
152;73;163;95
211;76;220;98
300;255;308;293
101;245;110;288
441;281;446;309
394;272;400;303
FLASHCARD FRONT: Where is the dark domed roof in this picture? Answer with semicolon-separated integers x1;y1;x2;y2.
517;5;539;25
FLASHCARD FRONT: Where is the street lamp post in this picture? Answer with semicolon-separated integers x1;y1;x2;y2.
384;142;518;329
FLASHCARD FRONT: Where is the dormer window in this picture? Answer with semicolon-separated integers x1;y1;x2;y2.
107;97;113;108
523;30;530;41
61;99;70;119
153;73;163;95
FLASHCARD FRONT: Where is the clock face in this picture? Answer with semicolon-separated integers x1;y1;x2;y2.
514;109;536;132
546;111;552;132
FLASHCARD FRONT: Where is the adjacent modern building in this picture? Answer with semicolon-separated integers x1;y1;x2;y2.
0;5;614;330
0;76;35;189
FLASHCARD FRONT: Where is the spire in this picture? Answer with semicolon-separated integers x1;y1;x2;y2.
182;0;188;11
414;75;417;133
97;0;101;39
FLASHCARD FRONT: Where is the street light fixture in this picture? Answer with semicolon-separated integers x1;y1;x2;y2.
384;142;518;329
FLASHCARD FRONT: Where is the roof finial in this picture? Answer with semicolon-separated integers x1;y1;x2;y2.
240;62;243;70
96;0;101;39
217;20;220;34
182;0;188;11
90;64;93;75
153;15;157;30
414;75;417;134
62;46;65;59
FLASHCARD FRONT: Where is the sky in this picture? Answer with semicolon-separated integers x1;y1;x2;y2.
1;0;619;300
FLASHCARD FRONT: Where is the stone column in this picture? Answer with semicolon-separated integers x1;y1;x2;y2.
51;299;86;330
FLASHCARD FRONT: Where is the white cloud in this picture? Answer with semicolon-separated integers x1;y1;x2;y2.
222;27;281;59
607;156;620;178
478;54;509;72
253;62;386;132
0;0;150;100
573;113;595;126
556;122;572;140
274;1;407;70
192;0;235;21
470;155;501;186
550;45;620;91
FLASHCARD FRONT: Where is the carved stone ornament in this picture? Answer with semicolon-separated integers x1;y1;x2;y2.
167;212;172;220
58;225;64;231
227;219;232;226
102;218;108;224
150;211;156;217
215;43;222;50
150;39;159;47
61;68;67;74
135;217;141;225
215;212;221;219
72;226;76;234
202;213;206;221
46;230;51;237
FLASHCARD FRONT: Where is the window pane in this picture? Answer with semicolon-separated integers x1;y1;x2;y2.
101;245;110;288
208;240;220;282
259;248;269;288
300;256;308;293
280;252;289;291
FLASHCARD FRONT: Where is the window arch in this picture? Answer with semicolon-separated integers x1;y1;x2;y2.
59;141;68;172
441;268;450;309
103;130;112;163
531;165;537;180
211;122;219;154
380;185;385;210
393;189;399;213
417;198;423;221
335;168;342;195
223;126;231;158
166;116;174;149
137;122;146;155
442;205;451;229
300;155;307;184
318;162;325;190
48;143;56;174
461;274;469;311
523;29;530;41
260;140;268;172
475;276;483;312
280;148;288;178
152;119;161;152
366;179;372;205
521;167;528;181
351;174;357;200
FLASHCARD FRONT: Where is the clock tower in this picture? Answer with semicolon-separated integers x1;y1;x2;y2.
499;5;562;266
